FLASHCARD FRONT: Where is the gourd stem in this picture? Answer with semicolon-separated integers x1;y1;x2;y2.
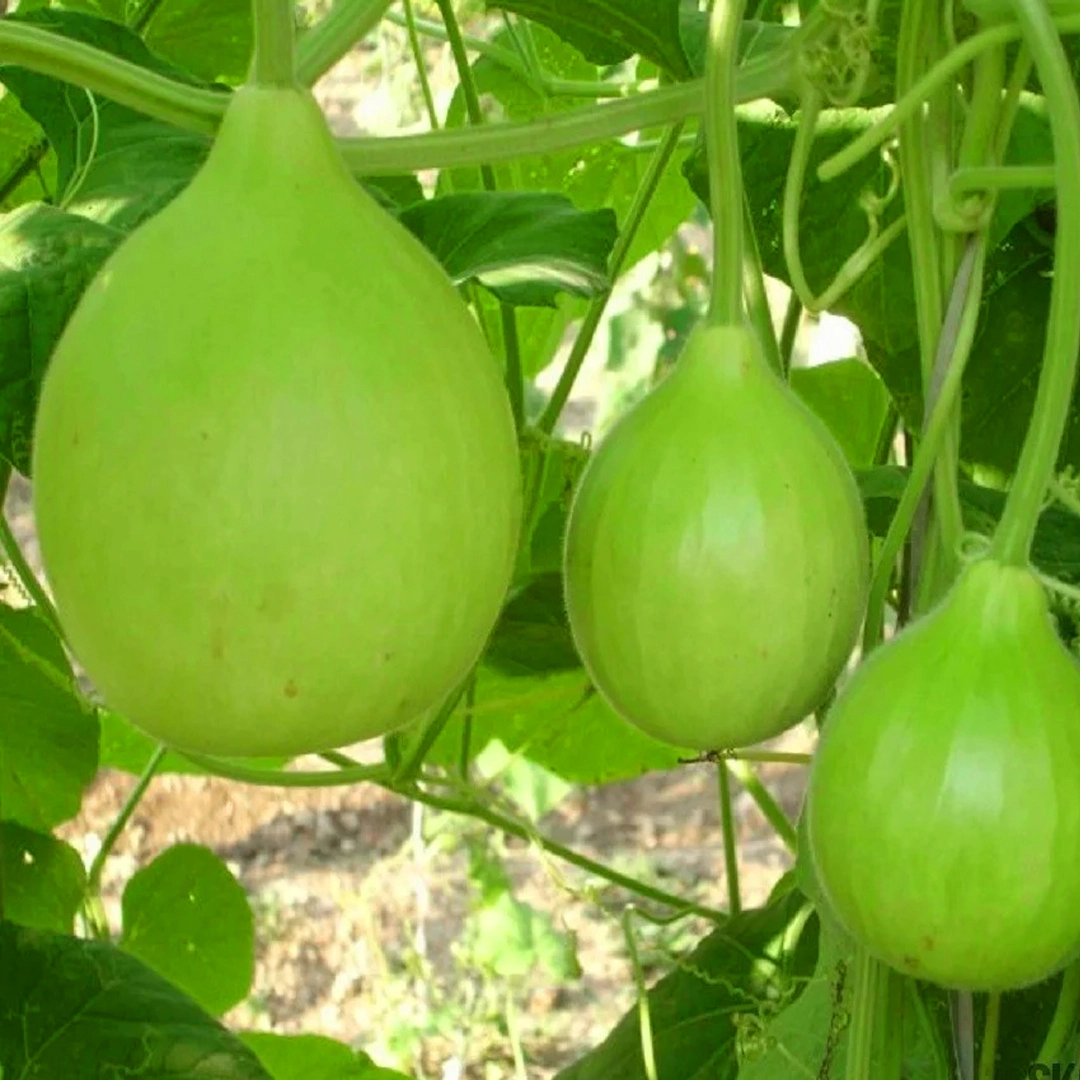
87;744;168;893
977;993;1001;1080
433;0;525;429
402;0;440;129
296;0;395;87
0;21;225;133
1038;960;1080;1062
717;763;742;914
0;18;797;171
863;235;987;651
991;0;1080;566
250;0;297;87
704;0;750;327
742;195;783;374
622;910;660;1080
725;759;797;851
184;749;728;921
818;15;1080;182
536;122;685;435
0;467;63;637
845;947;881;1080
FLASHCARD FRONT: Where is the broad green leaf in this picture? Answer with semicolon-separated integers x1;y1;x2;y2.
240;1034;410;1080
140;0;253;85
98;708;292;776
120;843;255;1017
0;202;121;472
445;24;696;375
0;822;86;933
487;0;692;77
855;465;1080;587
487;573;580;677
417;667;690;784
399;191;618;307
790;358;892;468
0;605;98;831
473;739;574;819
1;10;214;216
0;920;272;1079
469;890;580;980
555;890;817;1080
737;923;854;1078
0;93;55;212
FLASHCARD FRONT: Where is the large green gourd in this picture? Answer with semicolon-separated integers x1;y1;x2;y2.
31;85;521;757
808;558;1080;990
563;323;870;750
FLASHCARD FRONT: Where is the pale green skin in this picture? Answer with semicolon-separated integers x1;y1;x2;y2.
808;558;1080;991
32;86;521;758
563;323;870;750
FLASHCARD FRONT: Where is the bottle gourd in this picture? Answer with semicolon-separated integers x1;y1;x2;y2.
808;558;1080;990
31;85;521;758
563;322;870;751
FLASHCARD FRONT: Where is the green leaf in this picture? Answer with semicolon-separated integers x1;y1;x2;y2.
736;923;853;1078
0;822;86;933
0;920;272;1079
487;0;692;77
417;667;690;784
139;0;253;86
0;203;121;472
555;890;817;1080
790;358;892;468
445;23;696;376
399;191;618;307
1;9;214;217
473;739;574;819
240;1033;410;1080
0;95;55;212
855;465;1080;585
487;573;581;676
0;605;98;831
469;890;581;980
120;843;255;1017
98;707;292;776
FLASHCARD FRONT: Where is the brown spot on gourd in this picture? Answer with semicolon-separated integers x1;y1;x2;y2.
922;936;935;951
283;679;299;698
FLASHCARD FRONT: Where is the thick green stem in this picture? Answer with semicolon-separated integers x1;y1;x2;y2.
0;21;226;133
742;195;782;374
406;783;726;921
295;0;396;86
0;467;62;637
845;948;882;1080
778;292;802;375
704;0;749;326
537;121;685;435
622;910;660;1080
717;763;742;914
1039;961;1080;1062
977;993;1001;1080
87;744;167;892
250;0;297;86
402;0;439;129
725;760;797;851
949;164;1055;196
434;0;524;428
864;235;987;651
991;0;1080;566
818;17;1080;181
184;747;726;920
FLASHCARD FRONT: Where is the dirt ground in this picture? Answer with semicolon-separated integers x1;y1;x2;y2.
59;734;808;1078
